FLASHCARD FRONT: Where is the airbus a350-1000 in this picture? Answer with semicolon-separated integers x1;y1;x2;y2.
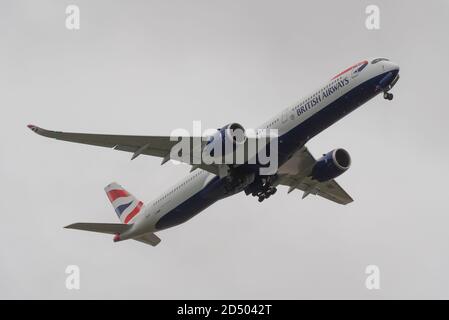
28;58;400;246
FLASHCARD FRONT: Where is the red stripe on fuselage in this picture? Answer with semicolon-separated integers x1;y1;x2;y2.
332;66;353;80
331;60;367;80
124;201;143;224
107;189;130;202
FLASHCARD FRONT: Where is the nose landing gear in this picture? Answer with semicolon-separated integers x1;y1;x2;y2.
383;91;394;100
382;73;399;101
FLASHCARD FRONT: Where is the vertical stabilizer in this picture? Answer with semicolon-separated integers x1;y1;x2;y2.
104;182;144;224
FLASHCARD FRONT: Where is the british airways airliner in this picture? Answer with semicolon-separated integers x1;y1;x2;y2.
28;58;399;246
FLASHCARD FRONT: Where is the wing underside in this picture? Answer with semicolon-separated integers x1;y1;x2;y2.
277;147;353;205
27;125;226;176
28;125;353;204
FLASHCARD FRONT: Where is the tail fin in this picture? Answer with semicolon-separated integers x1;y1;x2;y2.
104;182;144;224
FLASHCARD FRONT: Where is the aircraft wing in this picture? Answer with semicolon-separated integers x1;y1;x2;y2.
27;125;228;177
276;147;353;205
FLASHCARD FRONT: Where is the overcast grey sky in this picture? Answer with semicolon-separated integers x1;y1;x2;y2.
1;0;449;299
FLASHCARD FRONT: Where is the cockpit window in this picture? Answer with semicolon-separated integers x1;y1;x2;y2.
371;58;389;64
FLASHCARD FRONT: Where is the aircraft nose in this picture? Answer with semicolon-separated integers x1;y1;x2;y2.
392;62;400;74
385;61;400;74
379;61;400;91
391;63;400;81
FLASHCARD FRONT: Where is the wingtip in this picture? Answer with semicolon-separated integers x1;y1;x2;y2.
27;124;40;133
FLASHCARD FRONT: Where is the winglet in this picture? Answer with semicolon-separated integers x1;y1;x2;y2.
27;124;40;133
27;124;49;137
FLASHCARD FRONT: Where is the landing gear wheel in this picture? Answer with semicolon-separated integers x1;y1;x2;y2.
383;92;394;100
255;186;277;202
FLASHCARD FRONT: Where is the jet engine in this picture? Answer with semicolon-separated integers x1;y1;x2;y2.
203;123;246;159
310;148;351;182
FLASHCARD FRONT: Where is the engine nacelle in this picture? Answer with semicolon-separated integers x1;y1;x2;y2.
204;123;246;158
219;122;246;145
310;148;351;182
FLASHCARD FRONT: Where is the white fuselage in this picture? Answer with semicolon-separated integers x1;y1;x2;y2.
122;58;399;239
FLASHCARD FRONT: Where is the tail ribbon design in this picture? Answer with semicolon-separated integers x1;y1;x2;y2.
104;183;144;224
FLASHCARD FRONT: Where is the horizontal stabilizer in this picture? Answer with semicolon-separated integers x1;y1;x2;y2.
65;223;131;235
134;233;161;247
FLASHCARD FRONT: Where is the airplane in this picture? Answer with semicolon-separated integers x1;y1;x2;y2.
28;57;400;247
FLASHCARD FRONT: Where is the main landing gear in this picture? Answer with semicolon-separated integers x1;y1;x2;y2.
253;185;277;202
244;176;278;202
383;91;394;100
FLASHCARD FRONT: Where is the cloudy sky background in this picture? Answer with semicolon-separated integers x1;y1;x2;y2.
1;0;449;299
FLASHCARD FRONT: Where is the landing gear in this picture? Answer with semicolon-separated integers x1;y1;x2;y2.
244;175;278;202
383;92;394;100
256;186;277;202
